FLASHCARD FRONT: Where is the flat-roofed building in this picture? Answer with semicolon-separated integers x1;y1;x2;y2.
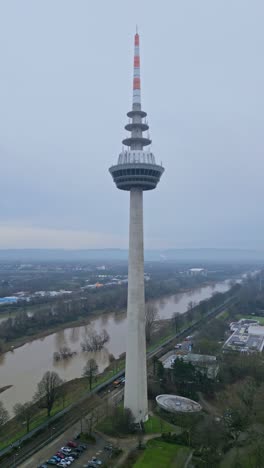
224;321;264;353
161;352;218;379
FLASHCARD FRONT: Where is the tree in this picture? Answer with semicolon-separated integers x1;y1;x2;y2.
13;401;34;433
221;386;250;444
172;312;181;334
111;406;135;434
145;304;158;343
195;338;219;355
34;371;63;417
0;339;5;353
0;401;9;429
82;358;98;390
58;381;67;409
152;356;159;376
81;328;109;352
192;415;227;466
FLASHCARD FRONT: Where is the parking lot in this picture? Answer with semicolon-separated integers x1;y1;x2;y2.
19;426;112;468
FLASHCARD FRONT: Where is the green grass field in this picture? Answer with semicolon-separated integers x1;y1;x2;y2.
236;314;264;325
144;415;177;434
133;439;190;468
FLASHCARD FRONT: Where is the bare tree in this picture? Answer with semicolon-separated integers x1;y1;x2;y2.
145;304;159;343
58;380;67;409
81;328;109;352
0;401;9;429
86;410;97;435
13;401;34;433
83;358;98;390
34;371;63;417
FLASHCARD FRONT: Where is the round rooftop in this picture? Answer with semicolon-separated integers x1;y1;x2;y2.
156;394;202;414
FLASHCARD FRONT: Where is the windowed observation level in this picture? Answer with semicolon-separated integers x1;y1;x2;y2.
109;108;164;191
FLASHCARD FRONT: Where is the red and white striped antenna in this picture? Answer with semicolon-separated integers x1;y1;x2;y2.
133;28;141;106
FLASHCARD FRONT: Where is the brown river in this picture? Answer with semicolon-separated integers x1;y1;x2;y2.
0;280;231;415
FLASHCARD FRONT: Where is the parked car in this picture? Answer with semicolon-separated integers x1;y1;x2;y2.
174;343;182;349
38;465;48;468
185;335;193;341
75;447;85;453
56;452;65;459
51;456;61;463
61;447;72;454
70;451;79;459
104;444;113;451
79;443;88;450
67;440;78;448
46;460;57;466
92;456;103;465
65;456;74;463
57;460;71;466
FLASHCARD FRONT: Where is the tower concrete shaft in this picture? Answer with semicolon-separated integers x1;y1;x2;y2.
109;30;164;423
124;188;148;422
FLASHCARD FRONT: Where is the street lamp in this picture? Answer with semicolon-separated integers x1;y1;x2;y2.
50;426;56;440
13;447;20;468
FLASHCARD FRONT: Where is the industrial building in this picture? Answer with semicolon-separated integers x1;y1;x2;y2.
223;320;264;353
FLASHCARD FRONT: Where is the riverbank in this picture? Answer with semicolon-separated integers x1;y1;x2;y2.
0;279;230;355
0;314;95;354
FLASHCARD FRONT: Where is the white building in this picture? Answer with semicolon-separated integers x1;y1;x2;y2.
188;268;207;277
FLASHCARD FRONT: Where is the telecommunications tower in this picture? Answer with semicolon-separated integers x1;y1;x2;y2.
109;31;164;422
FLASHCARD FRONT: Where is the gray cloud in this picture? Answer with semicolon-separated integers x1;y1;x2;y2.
0;0;263;248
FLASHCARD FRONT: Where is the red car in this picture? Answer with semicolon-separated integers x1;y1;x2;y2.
67;441;78;448
56;452;65;458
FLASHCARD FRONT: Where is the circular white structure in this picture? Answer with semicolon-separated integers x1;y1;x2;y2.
156;394;202;414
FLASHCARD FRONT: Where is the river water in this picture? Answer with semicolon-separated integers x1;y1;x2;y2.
0;280;231;415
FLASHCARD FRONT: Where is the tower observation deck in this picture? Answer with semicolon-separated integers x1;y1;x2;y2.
109;32;164;191
109;31;165;423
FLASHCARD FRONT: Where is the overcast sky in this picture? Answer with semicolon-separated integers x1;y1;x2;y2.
0;1;263;250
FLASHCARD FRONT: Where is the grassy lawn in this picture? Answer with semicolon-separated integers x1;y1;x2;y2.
133;439;190;468
239;314;264;325
218;310;228;320
144;415;177;434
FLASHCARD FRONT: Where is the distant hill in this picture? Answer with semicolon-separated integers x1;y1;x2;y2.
0;248;263;263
